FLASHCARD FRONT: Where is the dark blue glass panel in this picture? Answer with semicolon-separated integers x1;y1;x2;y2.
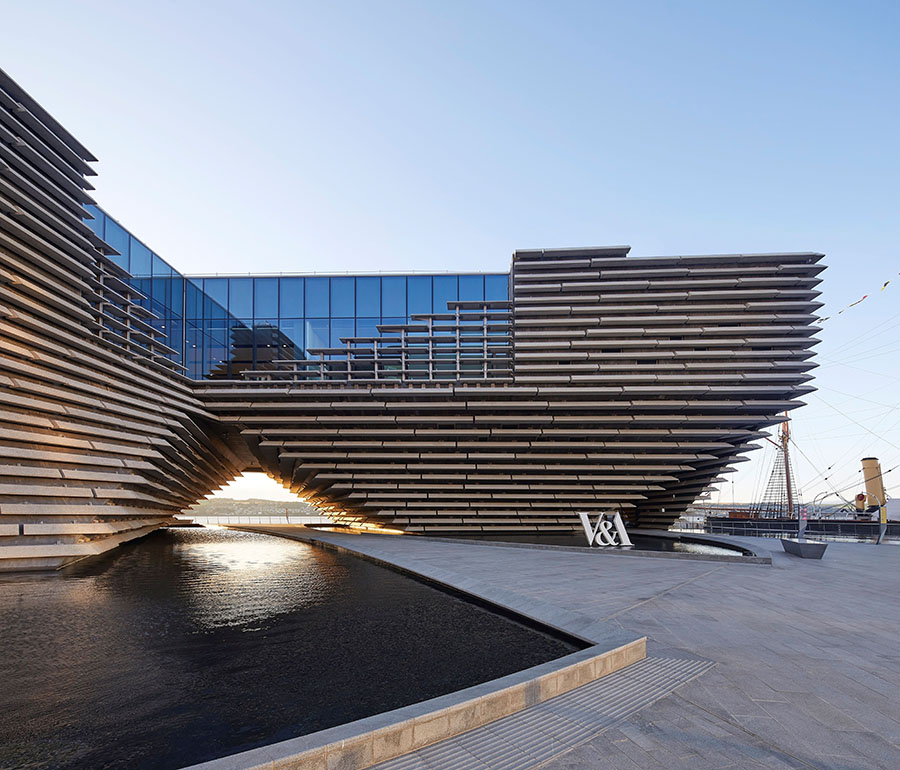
128;239;151;275
355;318;380;339
186;321;201;351
229;318;254;377
356;276;380;316
207;339;227;374
433;275;458;312
279;277;304;318
209;299;227;321
381;276;406;316
278;318;304;358
306;277;329;317
330;318;354;347
331;277;354;316
458;274;484;302
305;319;329;355
381;317;406;327
169;277;183;316
104;218;129;264
485;274;509;301
254;278;279;319
203;288;220;321
151;277;171;310
129;277;150;307
167;318;183;359
83;205;104;238
407;276;432;315
185;281;203;320
228;278;253;318
208;318;228;347
152;253;172;278
203;278;228;308
252;318;281;369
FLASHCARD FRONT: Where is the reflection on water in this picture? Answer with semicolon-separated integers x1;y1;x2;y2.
0;528;578;770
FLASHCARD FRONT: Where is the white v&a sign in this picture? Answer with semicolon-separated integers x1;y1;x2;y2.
578;511;633;548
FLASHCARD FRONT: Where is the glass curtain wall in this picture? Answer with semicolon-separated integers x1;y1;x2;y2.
188;272;509;371
84;206;509;380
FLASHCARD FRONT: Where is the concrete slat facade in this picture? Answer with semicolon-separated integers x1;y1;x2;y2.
0;69;824;567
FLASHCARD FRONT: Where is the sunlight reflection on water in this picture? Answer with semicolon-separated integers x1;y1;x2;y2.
0;527;578;770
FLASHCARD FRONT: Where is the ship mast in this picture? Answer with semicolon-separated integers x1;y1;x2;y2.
753;412;799;518
782;414;794;517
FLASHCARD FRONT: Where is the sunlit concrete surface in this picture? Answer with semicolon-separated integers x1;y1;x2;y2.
247;528;900;770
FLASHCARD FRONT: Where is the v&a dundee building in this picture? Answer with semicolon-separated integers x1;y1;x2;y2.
0;68;825;571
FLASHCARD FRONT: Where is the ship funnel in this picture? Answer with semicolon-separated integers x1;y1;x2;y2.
861;457;886;510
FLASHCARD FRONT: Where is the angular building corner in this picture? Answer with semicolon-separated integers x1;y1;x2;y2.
0;69;247;570
0;68;825;570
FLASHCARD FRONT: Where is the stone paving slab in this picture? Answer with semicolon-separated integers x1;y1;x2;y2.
245;528;900;770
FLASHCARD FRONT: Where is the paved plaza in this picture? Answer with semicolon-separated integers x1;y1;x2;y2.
251;528;900;770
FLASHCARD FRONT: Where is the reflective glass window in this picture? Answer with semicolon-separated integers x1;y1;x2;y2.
84;205;104;238
306;277;329;317
208;317;228;348
407;275;432;315
330;318;354;347
229;319;254;377
355;318;380;339
254;278;278;319
228;278;253;318
356;276;380;316
279;277;304;318
330;277;354;316
485;274;509;301
203;288;220;321
104;218;129;262
433;275;458;312
305;319;329;355
130;277;150;310
152;253;172;278
167;318;183;358
130;239;152;275
381;276;406;317
186;323;203;376
252;318;281;369
207;338;227;375
201;278;227;309
278;318;305;358
170;277;184;316
185;281;203;320
210;297;228;322
151;277;171;310
458;275;484;301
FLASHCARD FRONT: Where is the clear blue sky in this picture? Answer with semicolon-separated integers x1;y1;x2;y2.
5;0;900;505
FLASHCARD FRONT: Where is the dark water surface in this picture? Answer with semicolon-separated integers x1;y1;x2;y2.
0;528;579;770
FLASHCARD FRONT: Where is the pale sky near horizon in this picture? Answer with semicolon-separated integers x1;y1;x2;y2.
5;0;900;506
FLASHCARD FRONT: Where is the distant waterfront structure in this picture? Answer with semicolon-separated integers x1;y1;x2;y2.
185;498;330;527
0;68;824;569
